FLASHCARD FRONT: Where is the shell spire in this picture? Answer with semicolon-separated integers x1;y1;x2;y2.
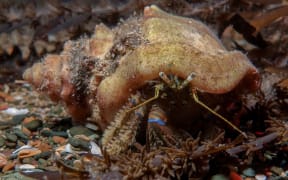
23;53;91;121
23;24;115;122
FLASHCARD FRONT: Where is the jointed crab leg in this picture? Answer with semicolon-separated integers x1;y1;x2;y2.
159;71;247;138
127;71;247;138
191;89;247;138
126;84;163;113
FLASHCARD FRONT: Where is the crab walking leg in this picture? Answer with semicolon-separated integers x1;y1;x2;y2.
191;89;247;138
126;85;162;113
158;71;246;137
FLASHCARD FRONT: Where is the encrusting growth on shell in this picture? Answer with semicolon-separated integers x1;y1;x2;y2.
23;5;260;154
23;24;115;123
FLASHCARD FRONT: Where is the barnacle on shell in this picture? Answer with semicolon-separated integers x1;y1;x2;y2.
23;5;260;146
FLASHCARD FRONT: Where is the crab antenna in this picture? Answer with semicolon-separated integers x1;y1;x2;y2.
178;73;196;90
126;85;162;113
159;72;173;88
191;89;247;138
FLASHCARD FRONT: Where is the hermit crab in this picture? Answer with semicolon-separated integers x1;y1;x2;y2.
23;5;260;155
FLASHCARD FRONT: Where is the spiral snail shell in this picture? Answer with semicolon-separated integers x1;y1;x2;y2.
23;5;259;131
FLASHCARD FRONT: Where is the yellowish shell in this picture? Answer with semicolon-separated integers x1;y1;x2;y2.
97;5;259;128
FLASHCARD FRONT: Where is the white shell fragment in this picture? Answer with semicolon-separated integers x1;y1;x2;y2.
19;164;36;170
64;144;73;153
2;107;29;115
255;174;267;180
90;141;102;156
85;122;98;131
12;145;33;154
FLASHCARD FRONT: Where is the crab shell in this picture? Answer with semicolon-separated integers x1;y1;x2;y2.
23;5;260;130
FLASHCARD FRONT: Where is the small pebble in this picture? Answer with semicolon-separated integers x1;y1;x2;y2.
85;123;98;131
68;138;81;147
18;149;41;159
14;128;29;140
74;134;90;141
44;166;59;171
64;144;73;153
2;108;29;115
2;161;16;172
37;142;51;152
88;134;99;140
17;140;26;147
12;145;33;154
24;119;43;131
0;153;8;168
211;174;229;180
19;164;36;170
5;141;17;148
0;172;35;179
73;159;83;170
90;141;102;155
34;151;52;160
270;166;284;176
11;114;27;124
0;104;8;111
22;168;44;173
41;129;52;137
69;137;90;151
29;139;41;147
0;136;5;147
41;129;68;137
52;131;68;137
6;132;18;142
22;157;33;164
55;143;73;153
23;116;36;124
100;171;123;180
21;126;32;137
280;172;287;177
38;158;48;167
255;174;266;180
56;144;73;154
243;168;256;177
9;153;18;160
69;126;94;137
52;136;67;145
